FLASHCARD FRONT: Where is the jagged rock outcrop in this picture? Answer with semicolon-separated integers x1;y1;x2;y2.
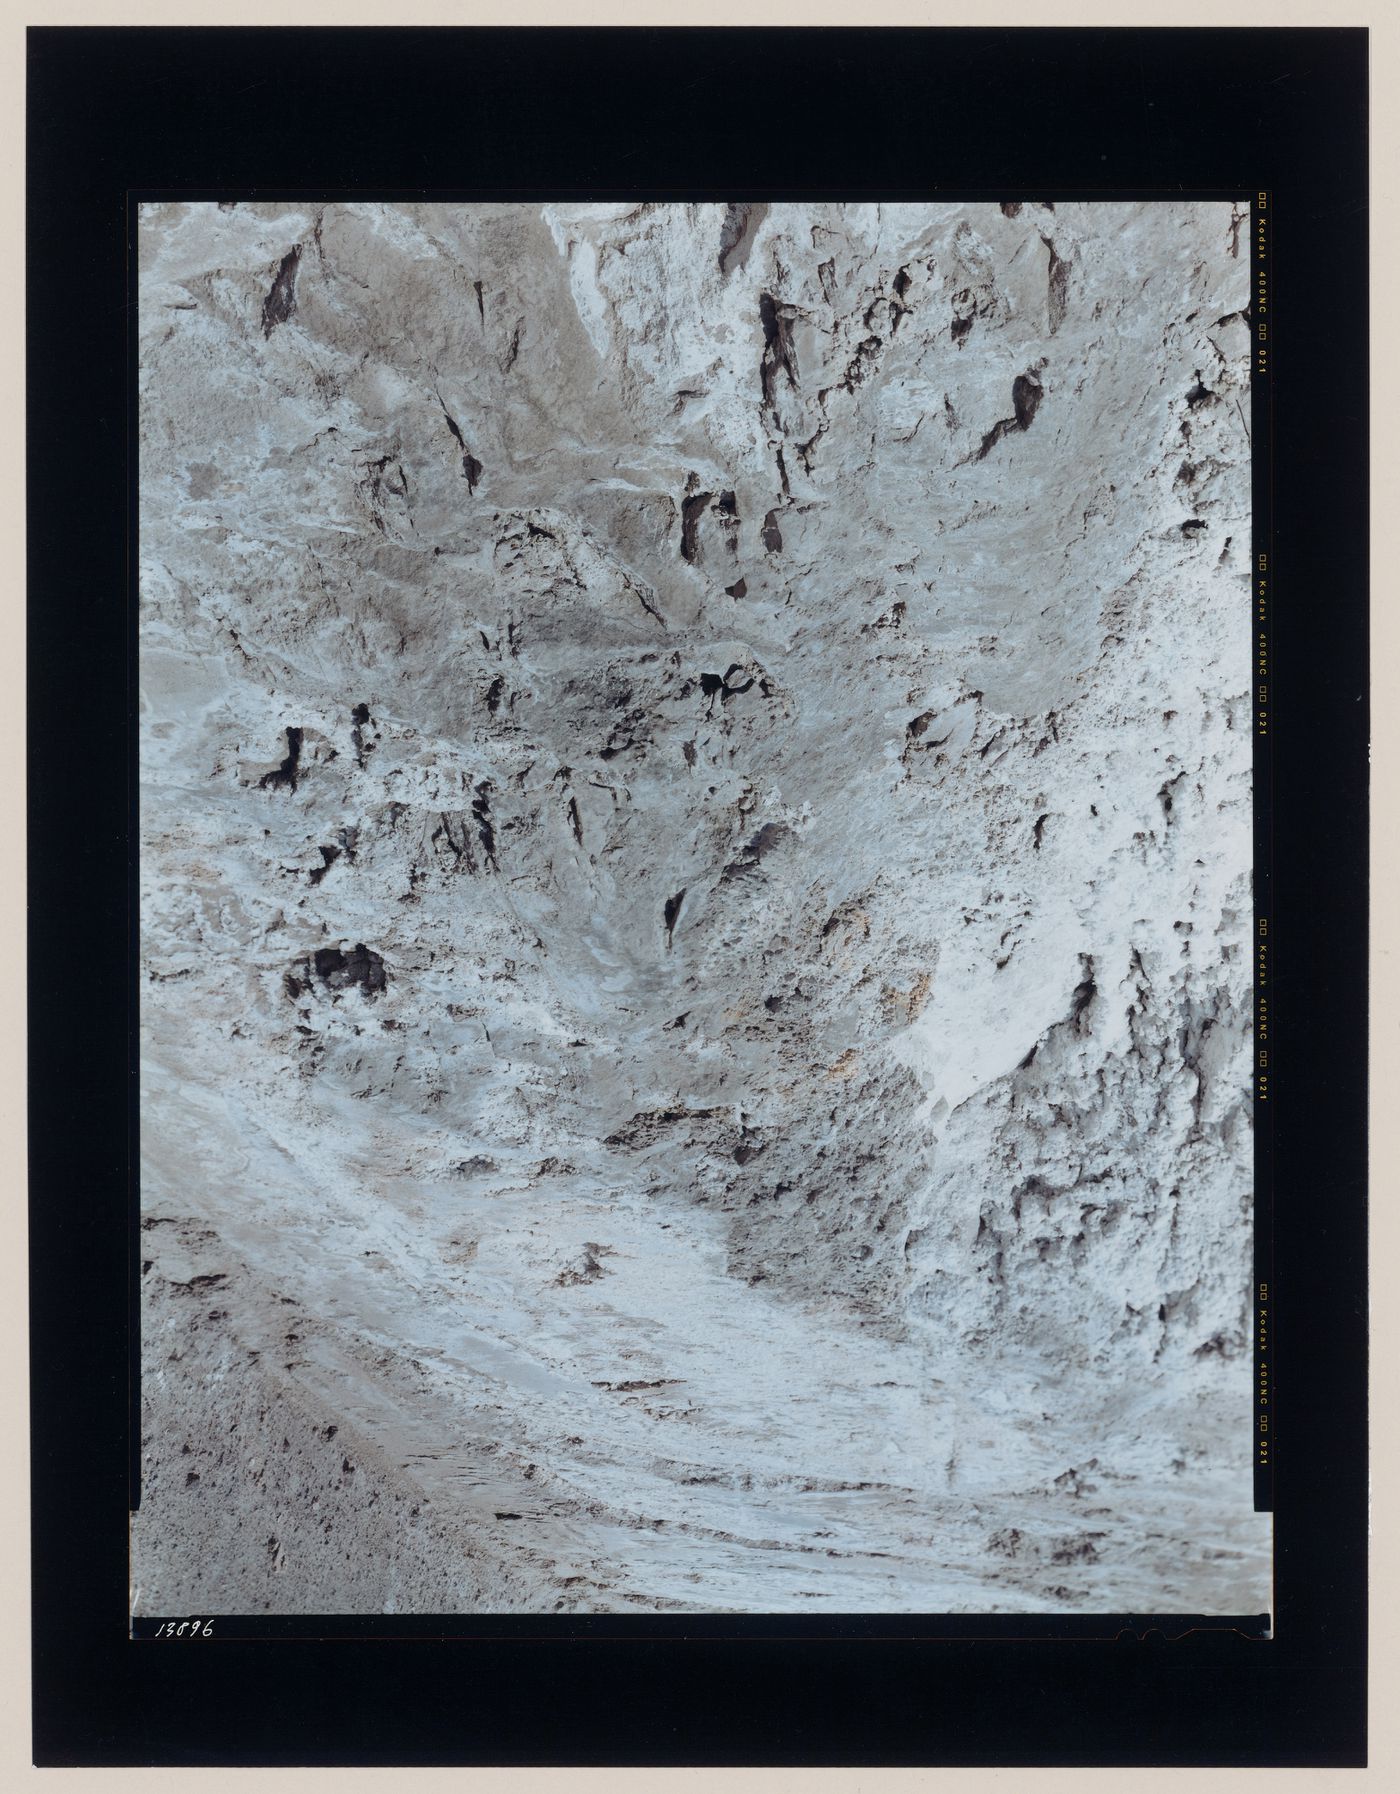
134;200;1266;1615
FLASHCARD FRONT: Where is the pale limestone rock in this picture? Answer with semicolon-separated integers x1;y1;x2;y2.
134;200;1267;1615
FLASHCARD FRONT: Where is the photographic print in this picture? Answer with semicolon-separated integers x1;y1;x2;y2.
132;197;1269;1619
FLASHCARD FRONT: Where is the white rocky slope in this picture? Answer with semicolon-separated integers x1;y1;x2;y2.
133;200;1268;1615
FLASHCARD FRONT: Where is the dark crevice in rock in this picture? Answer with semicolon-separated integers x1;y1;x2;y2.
700;664;755;711
1069;959;1097;1027
826;332;886;397
1158;770;1188;822
350;704;372;766
680;488;713;563
307;844;341;886
906;712;949;749
759;291;799;410
1013;371;1043;430
312;943;387;998
259;727;303;793
664;888;686;948
975;371;1044;461
261;246;302;337
795;423;828;472
438;405;483;490
471;781;499;870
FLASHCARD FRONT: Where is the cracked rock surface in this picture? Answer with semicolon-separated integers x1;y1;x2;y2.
134;200;1268;1615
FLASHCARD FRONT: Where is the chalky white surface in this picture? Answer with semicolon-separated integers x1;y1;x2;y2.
134;200;1268;1614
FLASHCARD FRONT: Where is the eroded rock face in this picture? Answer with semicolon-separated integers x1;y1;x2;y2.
134;200;1267;1616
